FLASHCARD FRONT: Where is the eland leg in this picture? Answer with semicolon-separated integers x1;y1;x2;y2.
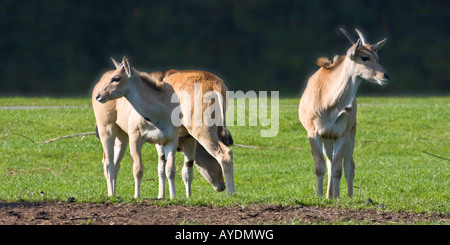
129;135;145;198
164;141;178;199
324;137;346;198
178;136;197;198
98;125;119;196
155;144;166;199
343;124;356;198
309;134;326;197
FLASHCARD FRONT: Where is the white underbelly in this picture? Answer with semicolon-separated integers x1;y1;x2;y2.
129;110;177;145
141;125;168;144
314;111;350;139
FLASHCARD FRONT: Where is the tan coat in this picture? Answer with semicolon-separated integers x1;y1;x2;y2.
163;70;235;195
94;57;180;198
93;69;226;199
299;29;389;198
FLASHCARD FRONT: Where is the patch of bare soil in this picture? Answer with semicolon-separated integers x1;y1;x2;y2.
0;200;448;225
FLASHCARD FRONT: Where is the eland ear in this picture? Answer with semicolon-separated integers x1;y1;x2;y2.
347;38;362;59
111;57;121;69
122;56;133;78
370;38;387;52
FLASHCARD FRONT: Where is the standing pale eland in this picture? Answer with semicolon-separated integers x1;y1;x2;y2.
92;69;226;199
94;57;180;199
94;57;233;198
299;28;390;198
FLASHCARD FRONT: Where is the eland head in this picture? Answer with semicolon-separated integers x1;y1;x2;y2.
96;56;136;103
340;28;390;86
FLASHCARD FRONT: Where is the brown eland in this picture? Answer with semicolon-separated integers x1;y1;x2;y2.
299;28;390;198
92;68;226;199
163;69;235;196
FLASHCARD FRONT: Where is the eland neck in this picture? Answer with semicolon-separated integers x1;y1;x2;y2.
322;56;362;111
125;72;170;123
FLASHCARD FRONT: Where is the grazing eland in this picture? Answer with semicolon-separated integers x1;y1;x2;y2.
93;57;232;198
163;69;235;196
299;28;390;198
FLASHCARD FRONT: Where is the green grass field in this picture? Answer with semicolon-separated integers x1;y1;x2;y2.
0;96;448;215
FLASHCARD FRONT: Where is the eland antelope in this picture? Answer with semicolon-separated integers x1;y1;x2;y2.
94;57;233;198
94;57;180;199
299;28;390;198
92;70;225;199
163;69;235;196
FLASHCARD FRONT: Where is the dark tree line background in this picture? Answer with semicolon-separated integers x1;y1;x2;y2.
0;0;448;97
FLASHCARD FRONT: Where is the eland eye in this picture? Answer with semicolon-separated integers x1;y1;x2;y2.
361;56;370;61
112;76;121;82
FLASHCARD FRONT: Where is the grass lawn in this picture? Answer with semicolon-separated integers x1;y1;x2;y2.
0;96;448;215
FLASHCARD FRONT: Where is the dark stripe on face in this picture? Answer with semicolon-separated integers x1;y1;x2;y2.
358;46;380;62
